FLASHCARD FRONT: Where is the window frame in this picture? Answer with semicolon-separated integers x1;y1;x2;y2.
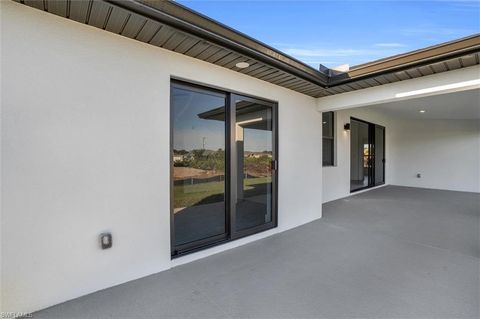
322;111;335;167
349;117;386;193
170;79;278;258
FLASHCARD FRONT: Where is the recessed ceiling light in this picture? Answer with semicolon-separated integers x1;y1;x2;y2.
419;110;426;113
235;62;250;69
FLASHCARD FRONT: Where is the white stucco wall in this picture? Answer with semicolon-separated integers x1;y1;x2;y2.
388;119;480;192
1;2;322;313
322;108;480;203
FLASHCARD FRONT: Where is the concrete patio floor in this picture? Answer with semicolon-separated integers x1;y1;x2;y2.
34;186;479;318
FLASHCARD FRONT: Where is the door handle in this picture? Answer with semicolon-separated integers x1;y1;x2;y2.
271;160;278;171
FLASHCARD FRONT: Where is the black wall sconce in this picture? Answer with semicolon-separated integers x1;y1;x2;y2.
344;123;350;130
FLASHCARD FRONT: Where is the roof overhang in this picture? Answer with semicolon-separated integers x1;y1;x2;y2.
329;34;480;85
107;0;329;85
13;0;480;98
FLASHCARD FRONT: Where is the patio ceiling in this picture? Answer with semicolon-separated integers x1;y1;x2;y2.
15;0;480;98
366;89;480;120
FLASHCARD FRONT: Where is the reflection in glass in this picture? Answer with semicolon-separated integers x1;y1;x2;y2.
172;86;226;246
234;99;273;231
374;126;385;185
350;119;370;191
322;112;334;166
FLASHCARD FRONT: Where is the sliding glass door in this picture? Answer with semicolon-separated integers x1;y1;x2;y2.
350;118;385;192
350;119;370;191
231;95;277;238
171;81;277;257
171;84;228;253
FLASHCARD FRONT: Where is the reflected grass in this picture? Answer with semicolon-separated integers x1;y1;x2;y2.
174;176;271;209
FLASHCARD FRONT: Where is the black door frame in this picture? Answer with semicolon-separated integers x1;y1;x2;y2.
170;80;278;258
170;81;230;257
229;93;278;241
373;125;386;187
350;117;385;193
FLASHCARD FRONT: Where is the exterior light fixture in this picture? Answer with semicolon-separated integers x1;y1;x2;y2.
419;110;426;113
344;123;350;130
235;62;250;69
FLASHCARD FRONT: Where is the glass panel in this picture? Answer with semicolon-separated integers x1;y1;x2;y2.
322;112;334;166
375;126;385;185
172;86;226;246
234;99;273;231
322;112;334;138
322;138;334;166
350;120;370;191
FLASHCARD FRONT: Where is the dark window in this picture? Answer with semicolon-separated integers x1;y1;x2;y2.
171;81;278;257
322;112;335;166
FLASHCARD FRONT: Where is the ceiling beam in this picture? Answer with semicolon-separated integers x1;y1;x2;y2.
317;65;480;112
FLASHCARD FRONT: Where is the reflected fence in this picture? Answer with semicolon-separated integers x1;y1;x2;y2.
174;173;265;186
174;175;225;186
